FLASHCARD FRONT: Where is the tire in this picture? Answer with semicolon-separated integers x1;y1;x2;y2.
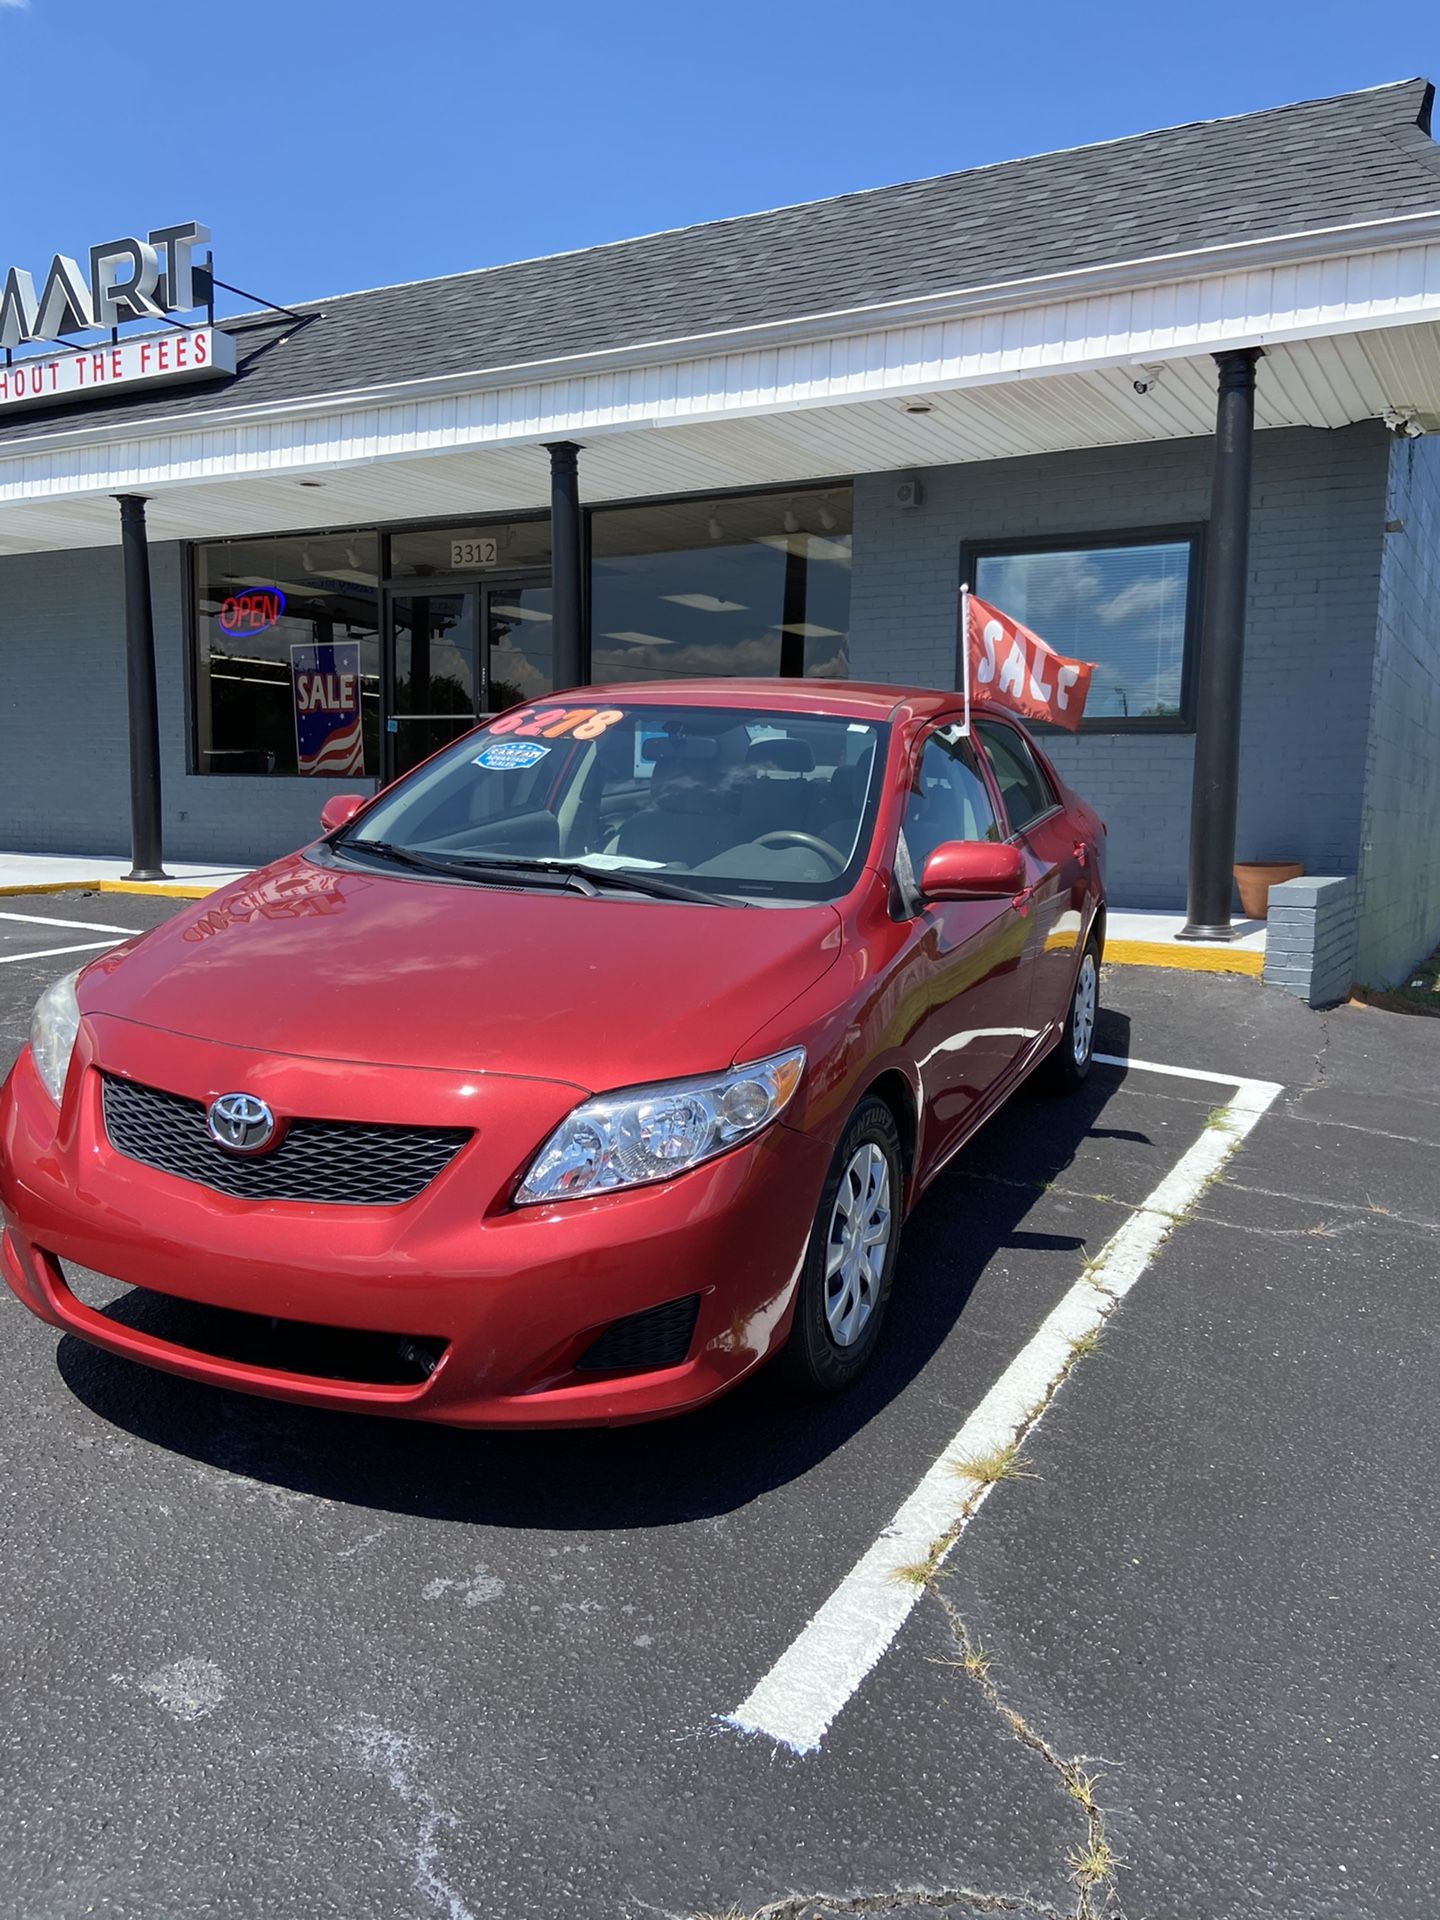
775;1095;904;1395
1045;936;1100;1090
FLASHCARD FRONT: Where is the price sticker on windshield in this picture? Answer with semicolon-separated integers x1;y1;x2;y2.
487;705;625;741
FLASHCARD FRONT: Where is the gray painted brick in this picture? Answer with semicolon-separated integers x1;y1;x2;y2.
0;541;354;863
849;426;1388;909
1355;434;1440;986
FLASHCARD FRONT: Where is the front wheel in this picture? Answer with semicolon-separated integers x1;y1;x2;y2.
1045;936;1100;1090
775;1096;903;1395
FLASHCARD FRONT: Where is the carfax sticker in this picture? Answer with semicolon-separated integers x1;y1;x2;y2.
474;741;552;771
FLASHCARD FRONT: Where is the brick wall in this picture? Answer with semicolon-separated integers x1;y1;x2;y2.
1355;432;1440;985
0;541;355;864
849;425;1389;908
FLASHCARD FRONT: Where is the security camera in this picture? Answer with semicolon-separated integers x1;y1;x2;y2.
1383;405;1427;438
1130;363;1165;396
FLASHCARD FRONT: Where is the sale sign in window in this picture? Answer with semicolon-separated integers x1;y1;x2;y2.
291;642;364;777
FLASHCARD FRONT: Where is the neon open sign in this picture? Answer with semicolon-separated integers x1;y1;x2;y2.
218;587;286;636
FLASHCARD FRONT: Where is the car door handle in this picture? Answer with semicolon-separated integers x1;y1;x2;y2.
1011;885;1035;915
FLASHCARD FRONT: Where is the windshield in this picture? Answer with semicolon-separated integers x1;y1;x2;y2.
338;701;887;904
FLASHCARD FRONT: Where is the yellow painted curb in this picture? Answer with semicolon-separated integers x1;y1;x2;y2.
96;880;220;900
1106;937;1264;976
0;879;224;901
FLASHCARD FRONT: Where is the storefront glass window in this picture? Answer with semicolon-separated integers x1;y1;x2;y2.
970;533;1198;726
590;487;852;686
194;533;380;776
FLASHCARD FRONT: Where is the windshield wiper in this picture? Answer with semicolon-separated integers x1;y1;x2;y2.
443;852;732;905
342;840;593;892
563;861;740;906
342;842;735;905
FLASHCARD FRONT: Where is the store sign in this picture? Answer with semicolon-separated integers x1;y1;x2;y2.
2;222;210;346
0;326;236;415
292;642;365;777
0;219;236;414
217;588;285;638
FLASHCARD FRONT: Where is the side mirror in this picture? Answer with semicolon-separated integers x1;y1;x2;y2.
319;793;366;833
919;839;1026;901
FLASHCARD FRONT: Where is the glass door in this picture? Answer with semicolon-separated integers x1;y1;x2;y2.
384;578;555;779
483;582;556;712
388;589;480;778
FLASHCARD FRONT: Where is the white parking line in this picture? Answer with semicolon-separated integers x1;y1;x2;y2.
0;939;126;966
0;911;140;935
725;1054;1284;1756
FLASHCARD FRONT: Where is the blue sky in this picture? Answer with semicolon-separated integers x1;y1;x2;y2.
0;0;1436;308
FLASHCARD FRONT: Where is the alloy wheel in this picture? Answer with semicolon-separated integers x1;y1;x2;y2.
823;1141;892;1347
1073;950;1098;1065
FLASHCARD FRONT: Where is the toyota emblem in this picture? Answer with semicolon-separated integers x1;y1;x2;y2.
206;1092;277;1155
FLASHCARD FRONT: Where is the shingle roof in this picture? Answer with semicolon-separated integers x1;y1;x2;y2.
4;78;1438;448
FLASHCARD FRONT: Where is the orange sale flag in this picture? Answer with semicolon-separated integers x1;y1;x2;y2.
962;591;1094;733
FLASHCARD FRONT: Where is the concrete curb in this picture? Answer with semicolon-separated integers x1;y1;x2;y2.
1105;938;1264;977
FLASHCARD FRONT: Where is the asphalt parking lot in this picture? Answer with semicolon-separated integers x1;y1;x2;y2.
1;890;1437;1920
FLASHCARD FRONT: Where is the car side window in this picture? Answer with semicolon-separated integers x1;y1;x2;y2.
975;720;1057;835
900;726;1001;876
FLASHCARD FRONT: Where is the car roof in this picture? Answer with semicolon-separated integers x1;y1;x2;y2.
574;678;978;723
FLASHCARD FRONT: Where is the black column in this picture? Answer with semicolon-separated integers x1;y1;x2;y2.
779;538;807;677
1179;348;1261;941
114;493;168;882
547;440;584;691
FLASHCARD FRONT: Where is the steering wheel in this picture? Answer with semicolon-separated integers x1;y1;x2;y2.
754;829;846;873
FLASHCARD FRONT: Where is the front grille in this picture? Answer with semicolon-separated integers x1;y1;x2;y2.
100;1073;470;1206
60;1263;447;1384
574;1293;700;1374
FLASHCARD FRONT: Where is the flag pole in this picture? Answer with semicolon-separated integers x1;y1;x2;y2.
958;581;971;736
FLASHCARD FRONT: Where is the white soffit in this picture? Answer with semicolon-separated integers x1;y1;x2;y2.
0;323;1436;552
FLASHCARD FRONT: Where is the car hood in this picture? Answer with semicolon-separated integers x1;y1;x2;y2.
81;853;844;1091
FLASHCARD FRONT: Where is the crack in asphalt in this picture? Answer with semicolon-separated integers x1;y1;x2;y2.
958;1164;1440;1244
1312;1013;1331;1090
696;1330;1129;1920
922;1585;1124;1920
685;1886;1075;1917
1220;1180;1440;1236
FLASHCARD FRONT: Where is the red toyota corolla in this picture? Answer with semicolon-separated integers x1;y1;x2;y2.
1;681;1105;1428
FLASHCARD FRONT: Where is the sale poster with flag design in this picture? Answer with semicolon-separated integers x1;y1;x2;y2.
291;642;365;776
961;592;1094;733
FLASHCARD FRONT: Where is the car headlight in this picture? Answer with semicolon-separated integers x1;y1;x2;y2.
515;1046;806;1205
29;969;82;1106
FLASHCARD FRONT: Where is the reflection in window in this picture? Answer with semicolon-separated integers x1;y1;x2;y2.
590;488;852;686
487;584;554;710
194;533;380;776
972;535;1197;724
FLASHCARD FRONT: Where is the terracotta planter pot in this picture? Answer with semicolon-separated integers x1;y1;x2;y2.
1233;860;1303;919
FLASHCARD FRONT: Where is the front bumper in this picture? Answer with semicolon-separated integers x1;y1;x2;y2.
0;1018;830;1427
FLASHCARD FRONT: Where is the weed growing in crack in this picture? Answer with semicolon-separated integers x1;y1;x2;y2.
1067;1836;1121;1896
950;1441;1036;1489
1066;1326;1104;1366
892;1554;942;1590
937;1636;994;1684
1205;1105;1232;1132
